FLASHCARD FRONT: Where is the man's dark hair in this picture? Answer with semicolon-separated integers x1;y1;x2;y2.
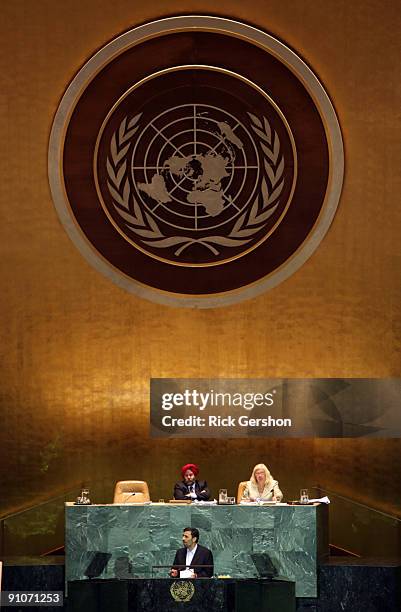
183;527;199;542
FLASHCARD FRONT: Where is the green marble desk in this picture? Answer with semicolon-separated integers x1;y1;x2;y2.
65;503;328;597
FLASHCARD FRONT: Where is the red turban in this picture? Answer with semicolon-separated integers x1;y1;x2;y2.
181;463;199;477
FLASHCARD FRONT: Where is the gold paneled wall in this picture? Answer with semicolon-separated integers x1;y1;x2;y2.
0;0;400;519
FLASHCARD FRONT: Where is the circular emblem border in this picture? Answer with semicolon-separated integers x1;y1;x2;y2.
48;15;344;308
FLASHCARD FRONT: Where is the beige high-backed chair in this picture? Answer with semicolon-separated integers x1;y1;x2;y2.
237;481;247;503
113;480;150;503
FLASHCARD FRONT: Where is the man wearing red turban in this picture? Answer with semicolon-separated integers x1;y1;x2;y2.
173;463;211;501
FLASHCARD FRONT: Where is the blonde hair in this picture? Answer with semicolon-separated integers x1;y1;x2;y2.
250;463;272;485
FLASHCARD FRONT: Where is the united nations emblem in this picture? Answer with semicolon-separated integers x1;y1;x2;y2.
97;67;295;266
49;16;343;307
170;580;195;602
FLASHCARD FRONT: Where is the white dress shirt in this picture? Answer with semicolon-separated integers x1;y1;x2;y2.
185;544;198;568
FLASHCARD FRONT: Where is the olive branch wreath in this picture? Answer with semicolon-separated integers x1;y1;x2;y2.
106;112;285;258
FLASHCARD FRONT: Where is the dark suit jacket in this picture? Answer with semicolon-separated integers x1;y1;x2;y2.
172;544;214;578
173;480;210;501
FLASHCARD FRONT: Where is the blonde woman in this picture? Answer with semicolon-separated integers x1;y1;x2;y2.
242;463;283;501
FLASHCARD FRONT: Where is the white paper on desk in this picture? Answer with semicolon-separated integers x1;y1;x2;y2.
308;496;330;504
180;569;195;578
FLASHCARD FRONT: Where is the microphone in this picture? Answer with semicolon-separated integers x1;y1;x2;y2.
124;491;136;499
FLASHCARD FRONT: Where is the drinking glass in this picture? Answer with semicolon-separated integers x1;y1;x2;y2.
81;488;91;504
300;489;309;504
219;489;228;503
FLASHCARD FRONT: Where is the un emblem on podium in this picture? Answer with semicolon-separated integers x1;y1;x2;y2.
49;16;343;307
170;580;195;602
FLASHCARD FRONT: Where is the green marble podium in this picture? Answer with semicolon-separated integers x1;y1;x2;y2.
65;503;328;597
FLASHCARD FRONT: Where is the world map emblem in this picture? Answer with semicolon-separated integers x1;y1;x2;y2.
49;16;343;307
170;580;195;602
97;68;296;266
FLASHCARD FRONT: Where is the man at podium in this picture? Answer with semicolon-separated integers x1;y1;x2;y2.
170;527;214;578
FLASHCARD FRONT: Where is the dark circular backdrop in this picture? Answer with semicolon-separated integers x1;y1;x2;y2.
50;17;343;307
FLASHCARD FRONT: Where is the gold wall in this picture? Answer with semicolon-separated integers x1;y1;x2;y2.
0;0;400;520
